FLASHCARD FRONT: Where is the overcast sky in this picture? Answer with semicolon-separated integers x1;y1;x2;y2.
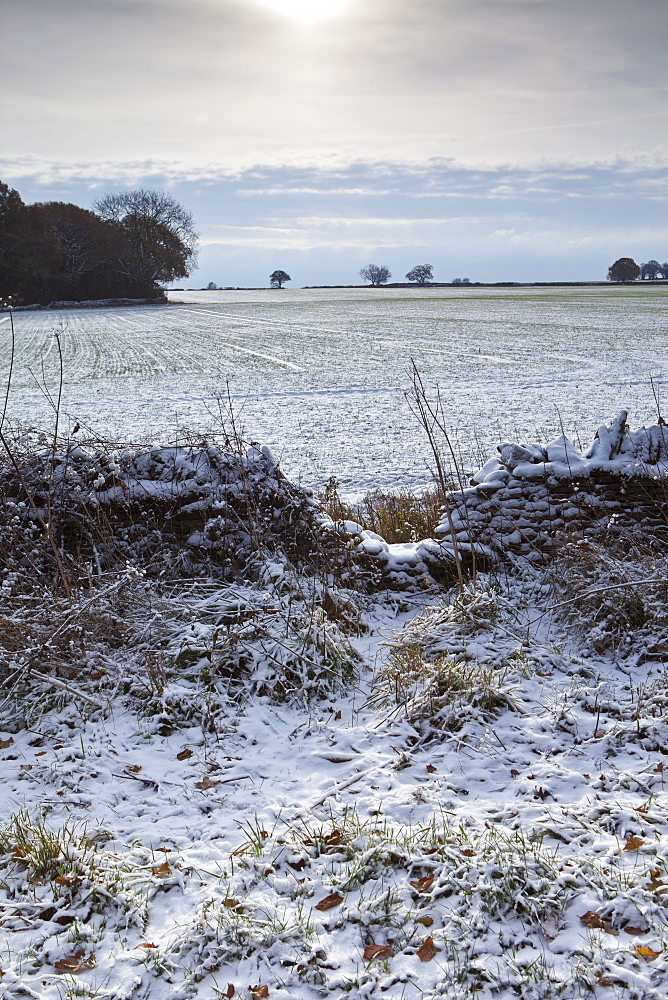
2;0;667;285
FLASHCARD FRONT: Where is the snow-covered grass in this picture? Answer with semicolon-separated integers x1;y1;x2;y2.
3;522;668;998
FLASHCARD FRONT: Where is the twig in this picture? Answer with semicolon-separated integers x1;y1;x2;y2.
528;578;668;624
27;669;106;709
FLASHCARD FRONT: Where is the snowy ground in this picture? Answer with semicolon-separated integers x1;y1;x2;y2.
2;572;668;1000
2;286;668;496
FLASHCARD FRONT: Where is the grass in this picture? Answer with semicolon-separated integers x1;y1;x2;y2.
319;476;446;544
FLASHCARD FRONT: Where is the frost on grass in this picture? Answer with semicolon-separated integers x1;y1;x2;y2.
5;422;668;998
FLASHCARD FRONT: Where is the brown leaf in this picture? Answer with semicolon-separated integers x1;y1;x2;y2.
460;849;476;857
224;986;235;999
634;945;662;959
363;943;392;961
34;751;47;757
624;926;647;935
324;830;343;846
223;898;241;908
54;875;81;886
151;862;172;877
416;936;437;962
416;915;434;927
140;943;157;949
195;775;220;790
250;987;269;998
579;911;618;935
645;870;665;891
177;748;193;761
125;764;142;773
409;874;434;892
53;950;95;973
426;764;437;773
623;835;645;851
315;892;344;911
0;738;13;749
334;710;342;720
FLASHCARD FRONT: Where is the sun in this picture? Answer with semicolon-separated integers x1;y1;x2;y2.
260;0;351;24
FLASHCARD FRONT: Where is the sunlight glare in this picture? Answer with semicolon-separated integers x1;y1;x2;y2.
260;0;351;24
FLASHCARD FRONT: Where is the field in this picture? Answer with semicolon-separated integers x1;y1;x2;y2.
3;289;668;998
2;285;667;495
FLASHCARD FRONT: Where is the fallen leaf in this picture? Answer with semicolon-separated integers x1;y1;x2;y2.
34;751;47;757
416;936;437;962
133;943;158;949
510;768;520;776
151;862;172;877
579;911;618;935
426;764;437;773
645;870;666;891
223;898;241;908
250;986;269;998
54;875;81;886
224;986;235;998
623;836;645;851
595;972;615;987
0;738;13;749
363;943;392;961
624;926;647;935
315;892;344;911
177;748;193;761
334;710;342;720
125;764;142;773
53;950;95;973
324;830;343;846
195;775;220;790
634;945;662;959
460;849;476;857
654;762;664;773
409;874;435;892
19;764;32;772
416;915;434;927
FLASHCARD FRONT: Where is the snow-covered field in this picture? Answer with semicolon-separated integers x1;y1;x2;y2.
2;286;667;496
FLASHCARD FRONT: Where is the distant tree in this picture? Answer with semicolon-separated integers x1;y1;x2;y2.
641;260;662;280
360;264;391;286
269;269;291;288
451;278;462;285
660;263;668;279
95;189;198;297
607;258;640;283
206;281;219;289
405;264;433;285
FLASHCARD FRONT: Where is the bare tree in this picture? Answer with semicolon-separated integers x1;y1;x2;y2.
641;260;662;280
360;264;391;286
405;264;433;285
269;270;291;288
94;189;198;296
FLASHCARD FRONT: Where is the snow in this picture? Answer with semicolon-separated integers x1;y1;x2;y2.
2;285;668;496
3;579;668;999
2;288;668;996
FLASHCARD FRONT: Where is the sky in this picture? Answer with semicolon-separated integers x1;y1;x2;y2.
2;0;668;287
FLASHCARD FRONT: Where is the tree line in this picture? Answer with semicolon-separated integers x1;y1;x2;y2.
608;257;668;282
0;181;198;305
